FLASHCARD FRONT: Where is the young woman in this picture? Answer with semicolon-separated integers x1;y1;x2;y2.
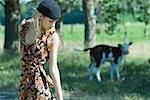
18;0;63;99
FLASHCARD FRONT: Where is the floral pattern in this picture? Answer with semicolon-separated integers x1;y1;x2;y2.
18;20;54;100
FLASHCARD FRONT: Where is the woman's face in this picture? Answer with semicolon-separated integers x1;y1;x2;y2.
40;14;56;30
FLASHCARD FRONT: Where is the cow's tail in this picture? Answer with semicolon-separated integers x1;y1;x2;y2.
73;48;92;52
83;48;92;52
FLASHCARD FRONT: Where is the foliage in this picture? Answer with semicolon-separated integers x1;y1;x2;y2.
131;0;150;24
96;0;125;34
20;0;39;19
63;9;85;24
131;0;150;35
56;0;82;13
18;0;82;22
95;0;150;35
0;4;4;25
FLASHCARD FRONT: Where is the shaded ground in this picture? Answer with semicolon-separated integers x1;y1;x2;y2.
0;89;17;100
1;89;150;100
0;89;114;100
0;38;150;100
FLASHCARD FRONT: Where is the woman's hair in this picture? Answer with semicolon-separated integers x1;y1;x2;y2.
31;9;42;35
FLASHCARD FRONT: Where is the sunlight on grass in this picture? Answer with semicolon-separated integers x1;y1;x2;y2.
62;24;84;42
124;93;145;100
62;22;150;44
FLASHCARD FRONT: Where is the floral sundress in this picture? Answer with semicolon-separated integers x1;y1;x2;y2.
18;20;55;100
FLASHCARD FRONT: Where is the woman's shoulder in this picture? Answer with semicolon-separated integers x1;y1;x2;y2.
51;32;59;46
47;31;59;47
20;18;34;28
18;18;34;37
52;32;59;40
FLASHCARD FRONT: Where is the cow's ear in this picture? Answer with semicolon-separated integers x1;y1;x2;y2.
129;42;133;46
118;44;121;48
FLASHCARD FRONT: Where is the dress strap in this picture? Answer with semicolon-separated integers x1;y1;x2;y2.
39;66;54;88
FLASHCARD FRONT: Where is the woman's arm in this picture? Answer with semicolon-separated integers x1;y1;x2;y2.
49;33;63;100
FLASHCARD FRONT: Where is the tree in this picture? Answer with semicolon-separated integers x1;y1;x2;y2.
82;0;96;48
55;0;82;49
131;0;150;38
96;0;123;35
3;0;20;51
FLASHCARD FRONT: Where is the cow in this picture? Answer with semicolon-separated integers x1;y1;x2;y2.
84;42;133;82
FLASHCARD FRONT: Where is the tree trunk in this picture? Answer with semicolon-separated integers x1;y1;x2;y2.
4;0;20;50
70;24;73;34
82;0;96;48
123;23;128;42
144;23;147;40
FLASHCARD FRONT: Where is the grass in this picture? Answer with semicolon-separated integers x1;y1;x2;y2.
0;51;19;89
0;51;150;99
62;22;150;44
0;23;150;99
0;25;4;39
58;52;150;99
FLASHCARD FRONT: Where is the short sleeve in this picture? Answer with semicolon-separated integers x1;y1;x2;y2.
18;18;34;38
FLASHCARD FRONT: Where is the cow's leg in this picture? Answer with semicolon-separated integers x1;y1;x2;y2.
89;60;95;81
101;52;106;64
115;63;120;80
96;67;101;82
95;62;101;82
110;62;115;80
115;57;122;80
89;62;93;80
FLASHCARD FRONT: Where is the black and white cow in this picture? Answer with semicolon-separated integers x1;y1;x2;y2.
84;42;132;82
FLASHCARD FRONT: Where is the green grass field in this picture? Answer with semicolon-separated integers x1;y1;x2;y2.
0;23;150;99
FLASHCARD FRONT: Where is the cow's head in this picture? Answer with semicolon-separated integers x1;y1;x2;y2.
118;42;133;55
